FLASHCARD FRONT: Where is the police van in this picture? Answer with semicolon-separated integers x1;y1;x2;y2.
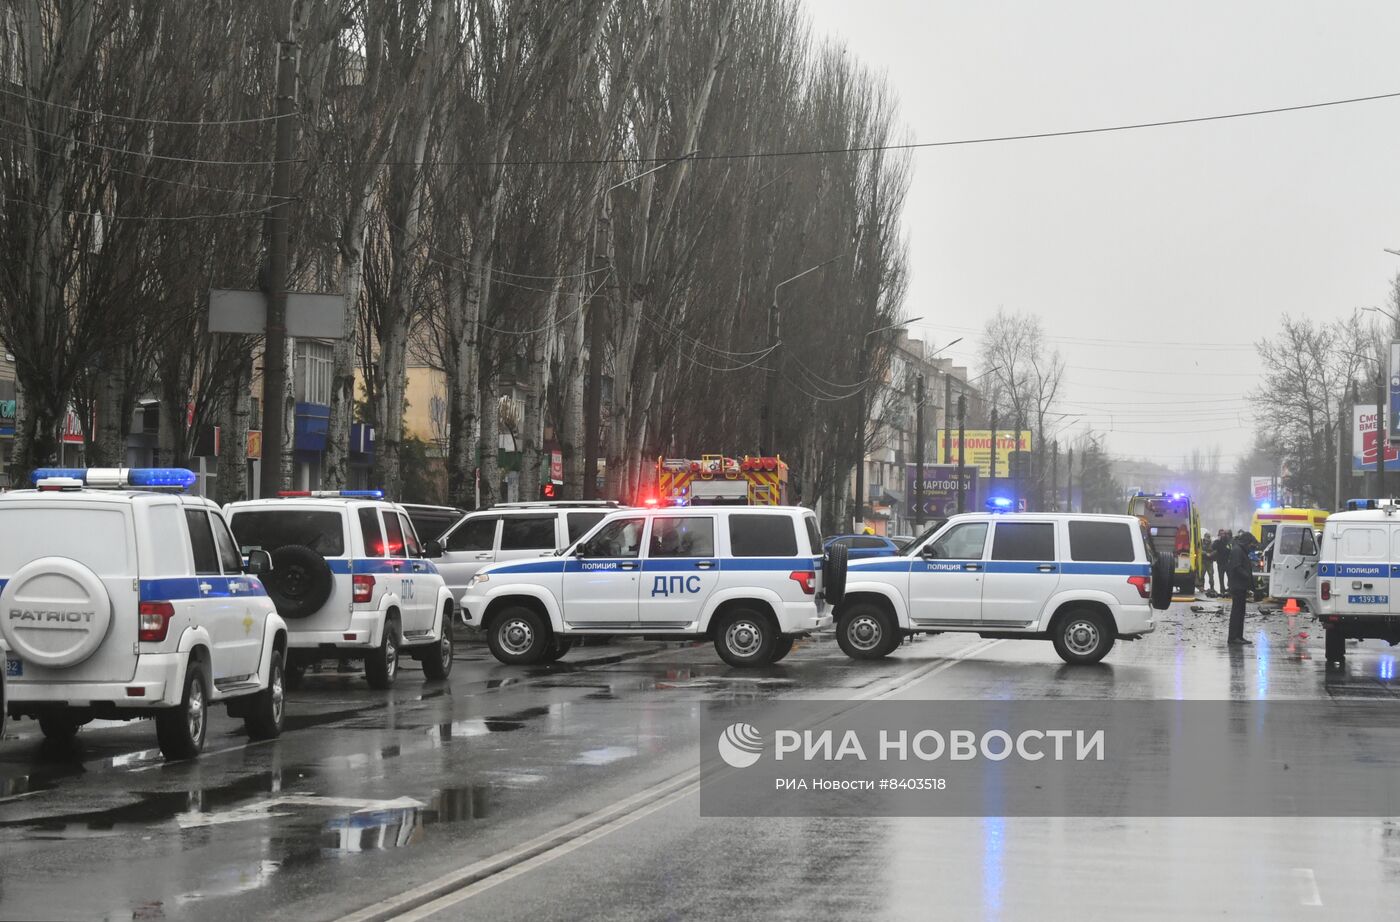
1312;498;1400;662
836;512;1173;664
1;468;288;759
458;505;840;666
226;492;457;689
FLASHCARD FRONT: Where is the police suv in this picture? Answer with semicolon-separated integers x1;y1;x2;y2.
226;492;456;689
458;505;842;666
1309;498;1400;662
835;512;1173;664
0;468;288;759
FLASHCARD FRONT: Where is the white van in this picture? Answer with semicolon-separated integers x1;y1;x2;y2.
1313;499;1400;662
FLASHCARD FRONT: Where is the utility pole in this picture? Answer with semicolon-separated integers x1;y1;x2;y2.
1379;375;1388;499
914;373;925;529
582;235;608;499
1066;445;1074;513
956;393;967;513
989;407;999;503
852;383;865;534
942;373;952;463
259;8;298;498
759;292;780;457
1051;439;1059;512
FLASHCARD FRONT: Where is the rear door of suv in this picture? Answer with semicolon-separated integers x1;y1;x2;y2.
436;514;500;597
1328;522;1391;613
981;519;1061;627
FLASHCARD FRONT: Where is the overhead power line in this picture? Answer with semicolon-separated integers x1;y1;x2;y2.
380;89;1400;167
0;85;295;126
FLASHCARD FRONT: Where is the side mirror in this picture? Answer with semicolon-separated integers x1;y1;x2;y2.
424;539;444;558
245;549;273;576
919;544;940;559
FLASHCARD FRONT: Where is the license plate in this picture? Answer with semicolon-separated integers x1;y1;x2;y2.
1347;594;1388;605
4;656;20;678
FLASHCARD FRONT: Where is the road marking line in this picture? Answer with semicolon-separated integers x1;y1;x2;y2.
394;783;702;922
345;636;999;922
1292;867;1323;906
337;768;702;922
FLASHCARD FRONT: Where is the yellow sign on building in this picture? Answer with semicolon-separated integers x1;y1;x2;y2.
937;430;1033;478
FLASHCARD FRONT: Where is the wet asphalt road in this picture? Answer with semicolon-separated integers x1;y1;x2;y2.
3;601;1400;922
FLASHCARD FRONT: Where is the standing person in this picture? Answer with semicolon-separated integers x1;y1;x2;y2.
1202;529;1217;595
1227;529;1255;645
1214;529;1233;595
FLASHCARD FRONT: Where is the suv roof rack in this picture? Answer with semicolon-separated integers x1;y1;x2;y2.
489;500;626;509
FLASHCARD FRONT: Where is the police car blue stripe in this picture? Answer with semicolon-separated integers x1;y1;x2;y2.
323;558;439;575
720;558;823;571
139;576;269;601
852;561;1149;576
640;560;719;571
1060;562;1151;576
494;560;569;575
1317;563;1387;578
850;560;913;573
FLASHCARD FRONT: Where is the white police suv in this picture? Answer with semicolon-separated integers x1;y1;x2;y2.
458;505;841;666
835;512;1173;664
1312;498;1400;663
1;468;288;759
226;491;456;689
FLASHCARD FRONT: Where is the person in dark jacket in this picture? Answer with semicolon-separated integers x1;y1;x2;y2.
1214;529;1233;594
1227;530;1255;644
1202;530;1217;595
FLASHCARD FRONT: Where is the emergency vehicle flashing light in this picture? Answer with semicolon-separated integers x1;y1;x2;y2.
986;496;1014;511
277;489;385;499
31;467;198;490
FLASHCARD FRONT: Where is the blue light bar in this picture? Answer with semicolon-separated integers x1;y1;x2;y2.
31;468;87;484
128;468;198;489
337;490;384;499
986;496;1013;510
1258;501;1273;510
30;467;196;491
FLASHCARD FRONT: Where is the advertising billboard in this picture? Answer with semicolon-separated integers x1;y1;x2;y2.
1250;477;1272;502
1353;405;1400;472
905;464;979;519
937;430;1032;478
1391;341;1400;440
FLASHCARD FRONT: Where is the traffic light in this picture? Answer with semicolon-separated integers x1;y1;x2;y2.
539;482;557;499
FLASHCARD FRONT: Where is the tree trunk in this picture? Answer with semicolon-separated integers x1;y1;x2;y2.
216;346;252;504
560;285;586;500
373;321;409;498
478;355;500;507
322;223;370;490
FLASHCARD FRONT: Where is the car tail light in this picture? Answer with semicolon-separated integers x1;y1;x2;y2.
1175;525;1190;554
138;601;175;642
788;570;816;595
353;574;375;604
1127;575;1150;599
1320;580;1330;602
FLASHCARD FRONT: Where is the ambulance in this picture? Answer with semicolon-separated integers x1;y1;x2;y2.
1251;505;1329;548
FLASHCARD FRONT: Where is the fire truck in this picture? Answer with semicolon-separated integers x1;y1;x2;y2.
655;455;789;506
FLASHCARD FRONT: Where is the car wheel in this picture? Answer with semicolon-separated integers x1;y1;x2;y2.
1052;609;1116;665
1325;626;1345;662
156;660;209;760
769;636;796;663
823;542;848;605
713;608;777;667
243;649;286;741
487;606;551;665
38;714;83;742
543;637;574;663
365;619;400;690
836;602;899;660
422;611;455;680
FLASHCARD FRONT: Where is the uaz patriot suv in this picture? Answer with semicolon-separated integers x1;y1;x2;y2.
226;492;456;689
459;505;844;667
835;512;1172;664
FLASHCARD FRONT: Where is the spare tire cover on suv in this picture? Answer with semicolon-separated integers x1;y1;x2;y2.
0;557;113;668
824;542;848;605
1150;551;1175;611
265;545;335;618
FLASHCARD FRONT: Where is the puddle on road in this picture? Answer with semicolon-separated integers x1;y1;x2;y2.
320;783;492;855
570;745;637;766
431;704;557;740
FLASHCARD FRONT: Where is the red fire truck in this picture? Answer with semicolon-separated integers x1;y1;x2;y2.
655;455;789;506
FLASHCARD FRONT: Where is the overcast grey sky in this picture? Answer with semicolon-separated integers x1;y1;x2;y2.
801;0;1400;468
